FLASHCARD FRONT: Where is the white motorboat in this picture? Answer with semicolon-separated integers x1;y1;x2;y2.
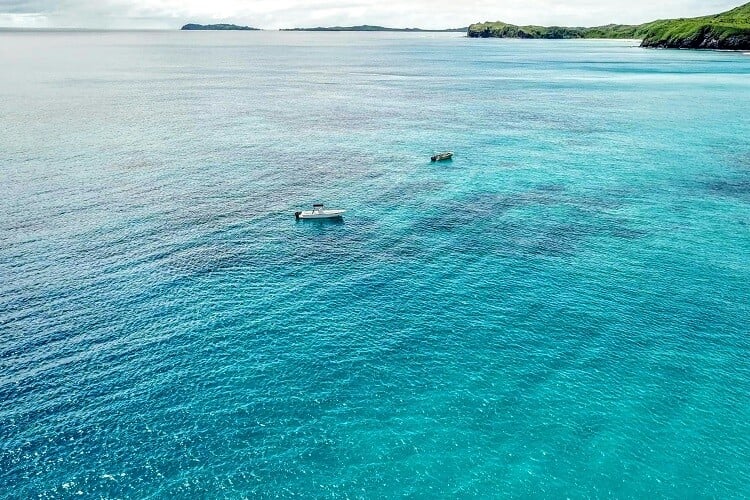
295;204;346;220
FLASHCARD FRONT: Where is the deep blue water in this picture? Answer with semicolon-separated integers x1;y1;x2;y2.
1;31;749;497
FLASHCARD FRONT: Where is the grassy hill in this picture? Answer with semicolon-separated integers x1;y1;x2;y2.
639;2;750;48
467;2;750;49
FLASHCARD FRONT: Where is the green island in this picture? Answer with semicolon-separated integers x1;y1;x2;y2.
181;23;259;30
281;25;467;32
467;2;750;49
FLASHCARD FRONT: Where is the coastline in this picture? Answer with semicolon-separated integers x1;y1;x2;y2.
466;3;750;50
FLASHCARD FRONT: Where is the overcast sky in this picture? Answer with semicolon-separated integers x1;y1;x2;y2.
0;0;743;29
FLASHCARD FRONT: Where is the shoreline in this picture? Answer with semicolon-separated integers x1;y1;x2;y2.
1;28;749;52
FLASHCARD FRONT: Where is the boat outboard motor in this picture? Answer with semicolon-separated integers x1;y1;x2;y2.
295;211;302;220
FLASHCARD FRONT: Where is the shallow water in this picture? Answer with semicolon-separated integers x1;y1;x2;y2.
1;31;749;497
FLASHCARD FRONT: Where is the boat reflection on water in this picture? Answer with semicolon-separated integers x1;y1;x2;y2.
295;215;345;226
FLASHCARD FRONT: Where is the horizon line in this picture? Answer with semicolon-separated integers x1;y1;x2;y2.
0;26;470;32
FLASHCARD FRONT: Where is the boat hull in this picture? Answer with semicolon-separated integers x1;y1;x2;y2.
431;152;453;162
295;210;346;219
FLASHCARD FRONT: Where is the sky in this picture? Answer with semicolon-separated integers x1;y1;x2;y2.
0;0;744;29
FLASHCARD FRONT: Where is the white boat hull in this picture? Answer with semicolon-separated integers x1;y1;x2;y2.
295;209;346;219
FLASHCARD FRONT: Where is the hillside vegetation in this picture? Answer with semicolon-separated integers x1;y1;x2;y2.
467;2;750;49
466;22;640;40
639;2;750;48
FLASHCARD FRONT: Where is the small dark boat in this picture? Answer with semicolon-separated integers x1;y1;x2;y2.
431;151;453;162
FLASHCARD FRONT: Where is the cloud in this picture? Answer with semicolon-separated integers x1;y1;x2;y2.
0;0;744;29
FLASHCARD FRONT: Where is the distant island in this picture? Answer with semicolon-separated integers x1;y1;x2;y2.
181;23;259;31
468;2;750;50
282;25;467;32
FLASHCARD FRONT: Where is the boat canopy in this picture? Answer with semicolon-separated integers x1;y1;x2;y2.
313;203;324;207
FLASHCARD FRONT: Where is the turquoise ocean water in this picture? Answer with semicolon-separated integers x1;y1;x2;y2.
1;31;749;497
